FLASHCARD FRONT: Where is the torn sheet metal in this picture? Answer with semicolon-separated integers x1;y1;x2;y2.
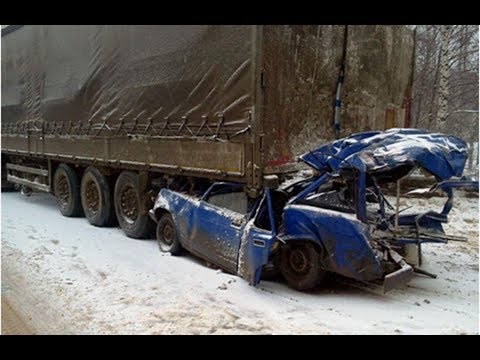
282;204;384;281
300;128;469;181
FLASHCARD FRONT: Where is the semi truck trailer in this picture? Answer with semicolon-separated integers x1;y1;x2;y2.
1;25;414;240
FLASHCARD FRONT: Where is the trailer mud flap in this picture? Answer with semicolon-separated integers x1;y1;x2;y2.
383;261;414;293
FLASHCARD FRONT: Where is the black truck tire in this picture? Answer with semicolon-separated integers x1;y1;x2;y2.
156;213;183;255
53;163;83;217
81;167;116;227
279;241;326;291
114;171;154;239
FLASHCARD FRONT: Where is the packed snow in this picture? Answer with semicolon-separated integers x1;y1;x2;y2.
1;190;478;334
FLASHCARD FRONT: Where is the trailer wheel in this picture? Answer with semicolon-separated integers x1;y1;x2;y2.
156;213;182;255
81;167;116;227
53;163;83;217
279;241;326;291
114;171;154;239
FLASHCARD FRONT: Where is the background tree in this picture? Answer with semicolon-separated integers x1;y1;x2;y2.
411;25;479;175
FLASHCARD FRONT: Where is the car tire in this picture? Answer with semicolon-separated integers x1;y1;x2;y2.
114;171;154;239
279;241;326;291
81;166;116;227
53;163;83;217
156;213;183;255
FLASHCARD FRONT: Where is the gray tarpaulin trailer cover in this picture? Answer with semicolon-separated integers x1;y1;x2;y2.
1;25;414;194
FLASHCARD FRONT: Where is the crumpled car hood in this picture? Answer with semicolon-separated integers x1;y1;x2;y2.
299;128;468;181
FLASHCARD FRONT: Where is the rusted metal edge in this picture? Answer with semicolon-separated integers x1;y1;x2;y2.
0;133;248;143
2;149;245;180
6;163;48;176
264;162;302;175
6;174;50;192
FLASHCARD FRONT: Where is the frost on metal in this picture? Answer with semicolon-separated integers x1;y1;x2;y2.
236;218;256;280
300;128;469;181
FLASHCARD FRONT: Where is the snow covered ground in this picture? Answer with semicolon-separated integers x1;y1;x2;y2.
1;191;478;334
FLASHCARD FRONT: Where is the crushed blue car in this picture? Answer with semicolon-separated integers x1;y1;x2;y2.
150;129;478;292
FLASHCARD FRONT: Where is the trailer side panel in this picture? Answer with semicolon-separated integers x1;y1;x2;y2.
2;25;256;180
260;25;414;174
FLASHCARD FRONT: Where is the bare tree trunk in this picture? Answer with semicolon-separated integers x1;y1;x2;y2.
428;47;441;128
426;27;441;129
411;25;478;174
437;25;452;127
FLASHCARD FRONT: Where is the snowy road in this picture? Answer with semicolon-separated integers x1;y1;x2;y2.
1;191;478;334
1;296;34;335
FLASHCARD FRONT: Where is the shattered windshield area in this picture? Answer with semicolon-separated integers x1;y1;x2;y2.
296;176;356;214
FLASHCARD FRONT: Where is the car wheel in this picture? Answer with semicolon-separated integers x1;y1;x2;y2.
279;241;326;291
156;213;182;255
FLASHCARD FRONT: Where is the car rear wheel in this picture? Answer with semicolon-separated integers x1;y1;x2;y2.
279;241;326;291
156;213;183;255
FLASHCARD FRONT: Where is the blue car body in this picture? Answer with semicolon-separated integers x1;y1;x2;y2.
151;129;478;291
300;128;468;180
150;182;279;284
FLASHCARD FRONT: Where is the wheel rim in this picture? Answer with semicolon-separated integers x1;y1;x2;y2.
85;179;100;215
119;184;138;225
56;173;70;210
288;247;311;275
162;222;175;246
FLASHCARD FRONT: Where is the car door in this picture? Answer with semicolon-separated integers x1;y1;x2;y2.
189;183;248;274
238;189;278;286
